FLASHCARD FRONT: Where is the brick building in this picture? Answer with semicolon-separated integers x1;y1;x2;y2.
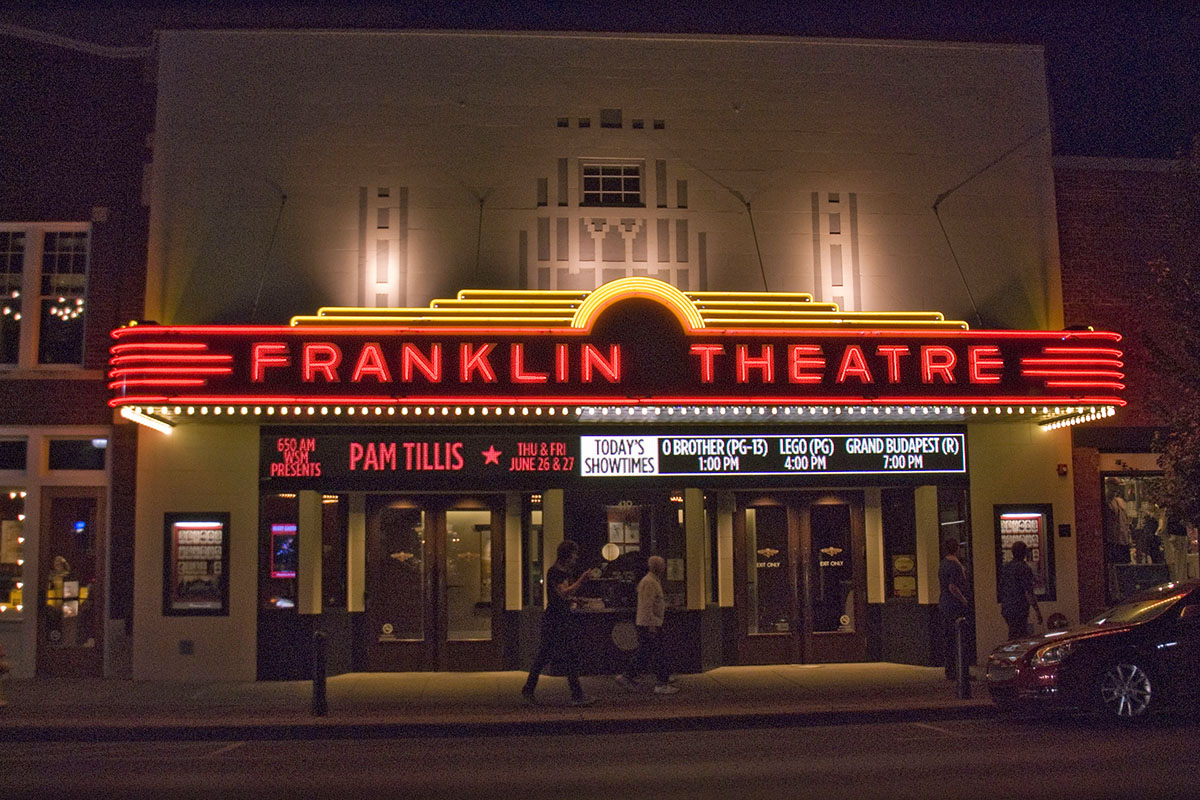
1056;154;1199;618
0;28;153;678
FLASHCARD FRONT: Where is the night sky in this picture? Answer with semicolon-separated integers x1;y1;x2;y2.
3;1;1199;158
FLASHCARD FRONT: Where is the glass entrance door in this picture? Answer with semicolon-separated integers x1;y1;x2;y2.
365;496;502;671
735;492;865;664
37;486;105;677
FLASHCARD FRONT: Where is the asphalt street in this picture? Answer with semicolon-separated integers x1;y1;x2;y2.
2;715;1197;800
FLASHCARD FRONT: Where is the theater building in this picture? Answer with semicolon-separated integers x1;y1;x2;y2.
106;29;1124;681
114;278;1121;680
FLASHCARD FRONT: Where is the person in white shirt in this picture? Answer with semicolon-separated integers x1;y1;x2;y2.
616;555;678;694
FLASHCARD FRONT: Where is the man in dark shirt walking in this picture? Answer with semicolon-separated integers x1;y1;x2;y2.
522;539;594;706
999;541;1042;639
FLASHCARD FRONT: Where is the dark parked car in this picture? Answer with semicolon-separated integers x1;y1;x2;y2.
986;579;1200;720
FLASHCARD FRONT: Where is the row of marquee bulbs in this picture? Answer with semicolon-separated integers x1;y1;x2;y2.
124;403;1117;427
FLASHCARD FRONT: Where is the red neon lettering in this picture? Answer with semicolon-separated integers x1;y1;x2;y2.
302;343;342;382
555;343;569;382
349;442;363;470
581;344;621;383
511;343;549;383
835;346;873;383
968;345;1003;383
401;343;442;382
251;342;290;382
689;344;725;383
460;343;497;383
736;345;774;383
875;345;911;383
787;344;824;384
351;343;392;383
921;345;957;383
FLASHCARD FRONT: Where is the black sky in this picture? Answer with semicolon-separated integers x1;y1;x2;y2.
4;1;1199;158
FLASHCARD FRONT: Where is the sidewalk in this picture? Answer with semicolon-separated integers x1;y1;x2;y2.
0;663;993;741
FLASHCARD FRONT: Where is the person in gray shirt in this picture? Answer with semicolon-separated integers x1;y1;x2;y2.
616;555;678;695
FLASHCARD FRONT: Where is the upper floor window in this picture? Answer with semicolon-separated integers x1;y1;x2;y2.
0;224;90;368
581;162;643;207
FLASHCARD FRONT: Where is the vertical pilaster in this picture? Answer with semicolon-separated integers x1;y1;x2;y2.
297;490;322;615
915;485;941;605
346;493;365;613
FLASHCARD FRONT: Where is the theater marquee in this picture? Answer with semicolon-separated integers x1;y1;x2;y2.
110;278;1124;427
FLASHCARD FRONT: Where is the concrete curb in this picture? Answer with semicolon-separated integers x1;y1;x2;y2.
0;702;996;742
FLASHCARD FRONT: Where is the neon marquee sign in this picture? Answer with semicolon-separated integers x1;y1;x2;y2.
109;278;1124;410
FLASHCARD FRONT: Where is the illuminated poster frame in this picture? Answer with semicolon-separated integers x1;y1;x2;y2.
993;504;1056;603
163;512;231;616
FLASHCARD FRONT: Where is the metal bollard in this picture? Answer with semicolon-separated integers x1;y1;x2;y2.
312;629;328;716
955;616;971;699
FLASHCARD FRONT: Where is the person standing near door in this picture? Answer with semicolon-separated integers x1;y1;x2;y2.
522;539;595;707
938;538;971;680
616;554;678;695
999;540;1042;639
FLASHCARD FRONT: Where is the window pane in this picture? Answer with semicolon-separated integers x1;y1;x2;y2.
44;495;101;638
0;439;26;471
0;232;25;365
446;509;492;641
0;489;26;619
48;439;107;471
39;231;88;365
261;493;298;609
378;506;425;640
1103;474;1192;600
747;506;790;634
581;164;642;206
810;503;854;632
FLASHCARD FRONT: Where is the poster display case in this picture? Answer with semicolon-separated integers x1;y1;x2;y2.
163;512;230;615
993;504;1056;602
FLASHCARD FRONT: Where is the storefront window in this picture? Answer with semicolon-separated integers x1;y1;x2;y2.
1103;474;1197;601
569;490;685;611
523;494;543;607
445;508;492;641
746;505;789;634
0;489;26;618
261;493;298;609
810;503;854;633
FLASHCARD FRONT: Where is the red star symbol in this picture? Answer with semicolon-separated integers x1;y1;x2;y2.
481;445;502;465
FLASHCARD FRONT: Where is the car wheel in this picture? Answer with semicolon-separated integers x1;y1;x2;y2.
1097;662;1154;720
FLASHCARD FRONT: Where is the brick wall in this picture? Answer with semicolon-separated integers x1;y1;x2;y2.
1056;157;1188;616
1055;159;1184;429
1072;446;1105;618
